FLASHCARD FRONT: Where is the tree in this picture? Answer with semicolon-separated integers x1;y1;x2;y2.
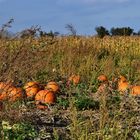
110;27;133;36
65;24;77;37
39;30;59;39
18;25;41;38
95;26;109;38
0;18;14;39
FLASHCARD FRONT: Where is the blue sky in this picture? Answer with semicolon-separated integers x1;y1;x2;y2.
0;0;139;35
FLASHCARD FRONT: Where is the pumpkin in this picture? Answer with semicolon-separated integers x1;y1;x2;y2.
119;75;127;82
0;87;23;101
117;76;129;92
97;75;108;83
0;91;8;101
130;86;140;95
0;82;13;101
35;90;56;109
0;82;12;91
118;82;129;92
24;81;40;98
67;74;80;85
45;81;59;93
8;87;23;101
24;81;39;89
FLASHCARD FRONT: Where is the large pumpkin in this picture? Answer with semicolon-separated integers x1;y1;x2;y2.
0;82;13;91
0;82;13;101
130;86;140;96
0;86;23;101
35;90;56;109
9;87;23;101
24;81;40;98
67;74;80;85
45;81;59;93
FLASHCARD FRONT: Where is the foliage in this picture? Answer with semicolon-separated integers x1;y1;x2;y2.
0;35;139;140
95;26;110;38
134;131;140;140
0;18;14;39
65;24;77;37
18;25;41;38
74;94;99;110
1;121;38;140
57;97;70;109
110;27;134;36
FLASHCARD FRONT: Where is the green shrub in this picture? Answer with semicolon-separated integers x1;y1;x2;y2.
57;97;69;109
74;94;99;110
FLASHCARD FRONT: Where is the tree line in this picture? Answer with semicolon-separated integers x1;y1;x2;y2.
95;26;140;38
0;19;140;38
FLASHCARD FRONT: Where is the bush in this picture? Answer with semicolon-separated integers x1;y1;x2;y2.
95;26;110;38
110;27;133;36
74;94;99;110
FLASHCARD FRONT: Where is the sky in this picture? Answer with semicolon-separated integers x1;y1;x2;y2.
0;0;140;35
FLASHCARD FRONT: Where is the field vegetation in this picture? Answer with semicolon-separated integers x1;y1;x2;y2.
0;35;140;140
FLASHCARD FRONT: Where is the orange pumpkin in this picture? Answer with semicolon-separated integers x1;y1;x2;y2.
45;81;59;93
118;82;129;92
0;91;8;101
119;75;127;82
9;87;23;101
117;76;129;93
24;81;40;98
24;81;39;89
67;74;80;85
35;90;56;109
0;82;12;91
0;82;13;101
97;75;108;83
0;87;23;101
130;86;140;96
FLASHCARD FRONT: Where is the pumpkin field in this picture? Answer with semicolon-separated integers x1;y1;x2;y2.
0;36;140;140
